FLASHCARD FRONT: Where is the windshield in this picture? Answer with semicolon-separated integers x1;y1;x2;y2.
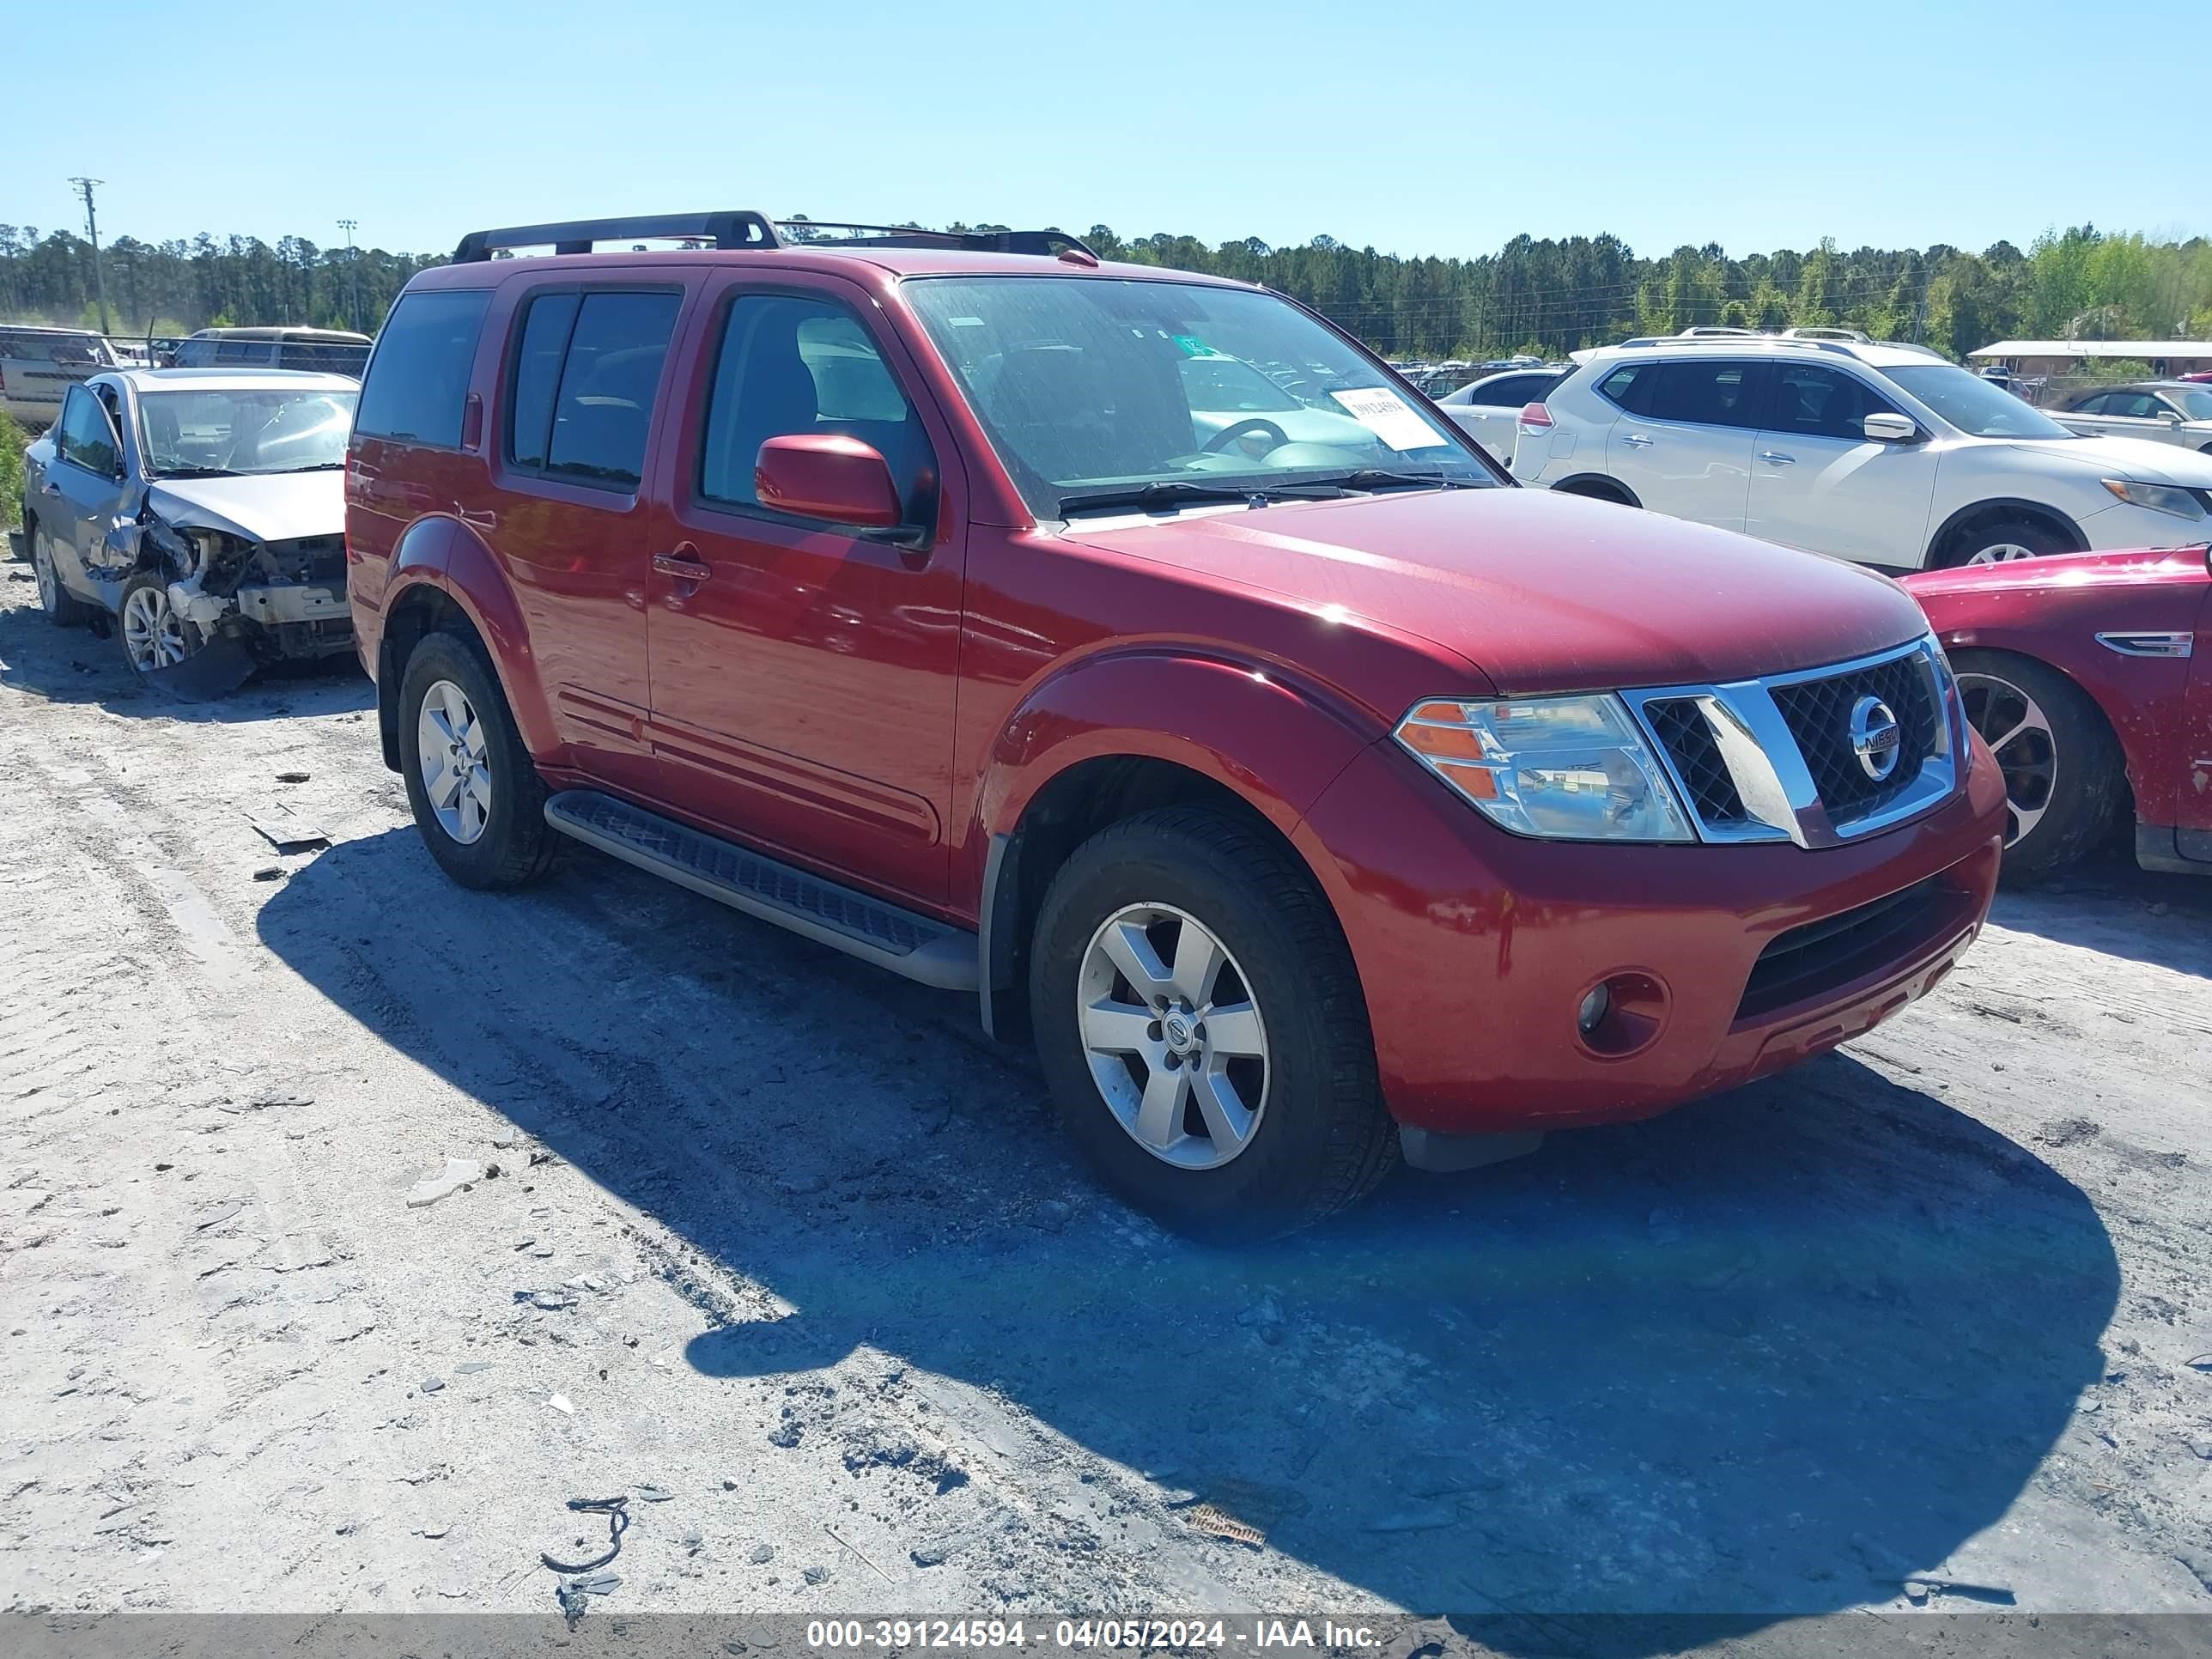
137;386;358;477
1886;365;2076;440
2172;387;2212;422
904;276;1495;514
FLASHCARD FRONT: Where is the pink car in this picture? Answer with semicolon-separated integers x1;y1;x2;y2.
1903;544;2212;878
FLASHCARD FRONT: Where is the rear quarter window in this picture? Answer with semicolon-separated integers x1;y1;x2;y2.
356;289;495;448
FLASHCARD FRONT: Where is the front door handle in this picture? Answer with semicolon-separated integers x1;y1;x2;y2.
41;481;62;495
1758;451;1796;465
653;548;712;583
1619;433;1653;448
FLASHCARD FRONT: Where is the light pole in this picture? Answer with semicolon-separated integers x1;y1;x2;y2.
70;176;113;336
337;217;362;332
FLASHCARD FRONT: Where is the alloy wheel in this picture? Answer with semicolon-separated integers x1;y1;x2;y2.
1963;542;2037;566
1076;902;1268;1170
416;678;494;846
121;582;190;671
32;530;59;613
1958;672;2057;848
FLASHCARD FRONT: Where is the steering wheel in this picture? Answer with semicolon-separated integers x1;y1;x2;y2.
1200;417;1291;456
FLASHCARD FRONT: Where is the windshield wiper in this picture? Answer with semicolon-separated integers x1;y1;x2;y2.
279;461;347;471
152;466;239;479
1309;468;1480;493
1057;478;1340;518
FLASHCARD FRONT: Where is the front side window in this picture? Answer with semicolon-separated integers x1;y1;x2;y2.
57;386;122;476
138;386;357;477
698;294;932;520
355;289;494;448
905;276;1492;514
1767;365;1899;441
1643;360;1766;429
1884;364;2075;440
2108;392;2163;419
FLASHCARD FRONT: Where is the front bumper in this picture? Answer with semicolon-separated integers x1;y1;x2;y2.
1294;732;2008;1135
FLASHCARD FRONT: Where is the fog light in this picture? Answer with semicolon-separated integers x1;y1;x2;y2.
1577;983;1612;1034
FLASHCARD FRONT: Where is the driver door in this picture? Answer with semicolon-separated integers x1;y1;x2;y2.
45;385;131;593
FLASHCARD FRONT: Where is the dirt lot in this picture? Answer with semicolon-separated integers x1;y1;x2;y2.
3;551;2210;1640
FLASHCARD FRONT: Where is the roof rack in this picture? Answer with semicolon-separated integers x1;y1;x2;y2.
452;212;1097;264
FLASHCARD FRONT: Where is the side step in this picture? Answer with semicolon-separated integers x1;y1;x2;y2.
544;790;978;992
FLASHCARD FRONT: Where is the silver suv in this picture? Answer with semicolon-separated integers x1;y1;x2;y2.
1511;331;2212;568
1;325;118;428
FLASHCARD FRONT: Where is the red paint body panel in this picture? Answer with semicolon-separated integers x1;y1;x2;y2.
350;242;2014;1137
1903;545;2212;839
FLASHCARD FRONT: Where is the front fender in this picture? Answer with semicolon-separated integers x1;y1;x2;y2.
971;648;1381;855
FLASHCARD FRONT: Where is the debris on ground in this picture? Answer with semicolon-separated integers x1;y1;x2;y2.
404;1157;484;1208
246;801;330;853
542;1495;630;1574
548;1395;575;1416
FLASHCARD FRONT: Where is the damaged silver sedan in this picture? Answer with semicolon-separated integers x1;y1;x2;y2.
21;368;356;698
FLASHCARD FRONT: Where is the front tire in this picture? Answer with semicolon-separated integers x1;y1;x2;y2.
397;631;562;890
1939;514;2079;568
1953;650;2124;880
1029;805;1397;1238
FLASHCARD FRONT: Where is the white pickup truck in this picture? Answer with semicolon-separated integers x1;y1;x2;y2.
2052;381;2212;454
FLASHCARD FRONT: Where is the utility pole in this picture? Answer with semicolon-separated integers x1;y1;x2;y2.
337;218;362;332
70;176;113;337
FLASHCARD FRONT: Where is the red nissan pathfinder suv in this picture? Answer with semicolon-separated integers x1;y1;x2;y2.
346;212;2008;1236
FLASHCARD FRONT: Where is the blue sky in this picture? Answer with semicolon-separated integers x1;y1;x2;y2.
9;0;2207;260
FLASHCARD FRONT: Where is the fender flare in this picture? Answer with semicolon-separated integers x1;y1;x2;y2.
966;648;1381;1035
374;518;562;767
1547;472;1641;507
1923;498;2085;568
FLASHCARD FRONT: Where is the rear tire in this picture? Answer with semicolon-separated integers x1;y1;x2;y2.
1952;649;2124;881
1937;514;2080;568
1556;478;1636;507
30;519;98;628
1029;805;1398;1239
397;631;563;890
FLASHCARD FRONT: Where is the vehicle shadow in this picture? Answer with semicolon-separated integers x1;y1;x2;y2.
1990;845;2212;979
257;829;2118;1637
0;571;371;721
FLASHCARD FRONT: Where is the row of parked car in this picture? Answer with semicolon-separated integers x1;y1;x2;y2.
11;215;2209;1237
0;323;370;428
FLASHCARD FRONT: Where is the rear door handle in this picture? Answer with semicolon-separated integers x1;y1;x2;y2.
1758;451;1796;465
1620;433;1653;448
653;549;712;582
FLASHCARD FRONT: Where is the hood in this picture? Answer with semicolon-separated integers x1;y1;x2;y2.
145;470;345;544
1993;434;2212;487
1066;487;1929;695
1902;542;2212;600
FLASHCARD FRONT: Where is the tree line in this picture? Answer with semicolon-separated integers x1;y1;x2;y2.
4;219;2208;363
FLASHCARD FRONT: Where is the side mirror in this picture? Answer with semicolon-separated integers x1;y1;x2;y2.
1863;412;1922;443
754;434;902;530
2159;410;2184;425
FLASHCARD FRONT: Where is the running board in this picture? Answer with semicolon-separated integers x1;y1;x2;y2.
544;790;978;992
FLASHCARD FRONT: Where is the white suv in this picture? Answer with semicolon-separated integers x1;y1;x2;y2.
1510;332;2212;568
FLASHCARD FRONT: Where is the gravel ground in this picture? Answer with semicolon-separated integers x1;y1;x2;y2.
3;549;2209;1641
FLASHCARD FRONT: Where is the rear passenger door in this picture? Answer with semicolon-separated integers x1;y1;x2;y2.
1604;357;1765;530
492;281;691;797
1747;363;1939;567
642;276;966;903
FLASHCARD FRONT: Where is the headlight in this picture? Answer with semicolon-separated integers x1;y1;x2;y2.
1395;694;1694;842
2102;479;2205;519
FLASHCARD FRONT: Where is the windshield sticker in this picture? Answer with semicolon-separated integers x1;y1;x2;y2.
1172;335;1214;357
1328;386;1438;452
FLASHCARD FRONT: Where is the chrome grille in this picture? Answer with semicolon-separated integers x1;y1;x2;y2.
1625;637;1960;849
1769;653;1937;819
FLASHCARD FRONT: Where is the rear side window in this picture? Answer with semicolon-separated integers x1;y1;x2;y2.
698;293;933;520
503;290;680;490
1643;360;1765;429
1468;374;1542;407
213;337;271;367
1595;363;1654;415
355;289;494;448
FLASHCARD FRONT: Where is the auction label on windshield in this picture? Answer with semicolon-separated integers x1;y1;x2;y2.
1328;386;1437;451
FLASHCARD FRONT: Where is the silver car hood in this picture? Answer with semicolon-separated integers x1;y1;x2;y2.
145;471;345;544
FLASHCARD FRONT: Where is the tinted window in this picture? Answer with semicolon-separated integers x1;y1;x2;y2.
1595;362;1655;415
212;337;271;367
507;292;582;470
2108;392;2163;419
538;291;680;489
2069;392;2111;415
1768;365;1898;441
355;289;494;447
57;386;121;475
1644;360;1765;428
700;294;932;518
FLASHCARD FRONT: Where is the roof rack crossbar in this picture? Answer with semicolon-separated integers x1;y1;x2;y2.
453;211;781;263
775;221;1097;258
